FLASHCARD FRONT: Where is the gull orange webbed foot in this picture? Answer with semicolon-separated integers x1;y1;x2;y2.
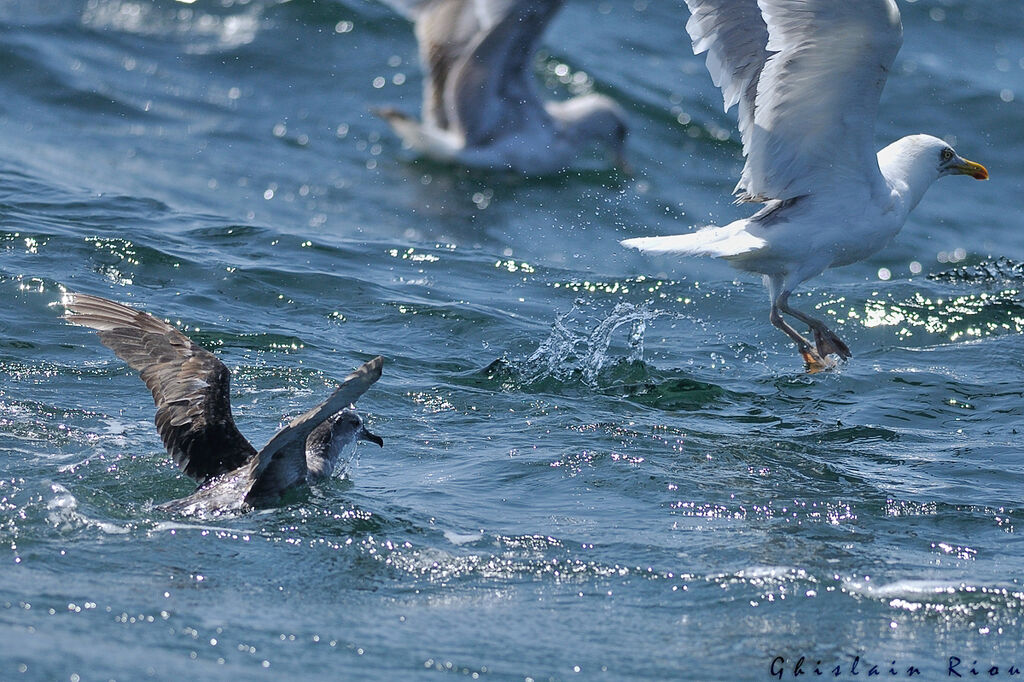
800;346;836;374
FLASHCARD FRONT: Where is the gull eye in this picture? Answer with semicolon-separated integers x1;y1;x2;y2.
941;148;954;162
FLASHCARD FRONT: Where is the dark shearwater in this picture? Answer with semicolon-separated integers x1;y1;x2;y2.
62;292;384;515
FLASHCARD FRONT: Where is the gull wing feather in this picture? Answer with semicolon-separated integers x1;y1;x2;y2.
684;0;769;153
409;0;482;130
685;0;902;202
381;0;516;23
245;356;384;501
745;0;902;200
63;293;256;484
387;0;522;131
446;0;563;146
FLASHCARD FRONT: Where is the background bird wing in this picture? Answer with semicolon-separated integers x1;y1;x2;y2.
63;293;256;485
376;0;433;21
685;0;902;202
445;0;564;146
246;356;384;500
380;0;524;131
403;0;484;130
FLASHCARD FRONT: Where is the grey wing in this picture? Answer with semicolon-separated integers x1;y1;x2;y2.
384;0;519;23
246;356;384;500
243;446;306;504
446;0;564;146
400;0;524;131
415;0;479;130
63;293;256;484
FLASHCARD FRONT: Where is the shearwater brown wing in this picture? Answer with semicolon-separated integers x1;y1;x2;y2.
63;293;256;484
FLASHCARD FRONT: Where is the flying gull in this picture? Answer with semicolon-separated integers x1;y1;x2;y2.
621;0;988;371
62;293;384;515
374;0;628;173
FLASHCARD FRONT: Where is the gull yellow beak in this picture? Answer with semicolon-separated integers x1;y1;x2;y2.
955;157;989;180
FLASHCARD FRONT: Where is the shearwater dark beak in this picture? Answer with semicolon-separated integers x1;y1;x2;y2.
359;428;384;447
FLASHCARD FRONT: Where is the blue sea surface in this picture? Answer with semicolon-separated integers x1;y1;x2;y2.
2;1;1024;679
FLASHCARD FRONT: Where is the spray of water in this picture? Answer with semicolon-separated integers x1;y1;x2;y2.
520;301;668;386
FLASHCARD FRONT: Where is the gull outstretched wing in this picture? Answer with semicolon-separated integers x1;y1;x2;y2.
447;0;563;146
684;0;902;202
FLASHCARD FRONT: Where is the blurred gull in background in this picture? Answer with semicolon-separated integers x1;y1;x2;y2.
374;0;628;173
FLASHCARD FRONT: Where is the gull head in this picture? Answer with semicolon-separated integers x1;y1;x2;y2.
938;145;989;181
305;407;383;481
548;94;629;170
878;134;988;211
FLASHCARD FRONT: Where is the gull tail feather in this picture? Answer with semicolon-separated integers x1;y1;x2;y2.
621;224;766;260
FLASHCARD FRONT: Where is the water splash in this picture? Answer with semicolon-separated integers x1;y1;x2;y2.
46;482;129;535
520;301;668;386
929;257;1024;285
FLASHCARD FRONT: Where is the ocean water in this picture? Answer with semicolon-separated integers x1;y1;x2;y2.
2;0;1024;679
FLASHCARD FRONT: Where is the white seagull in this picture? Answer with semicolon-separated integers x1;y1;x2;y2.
374;0;628;173
621;0;988;371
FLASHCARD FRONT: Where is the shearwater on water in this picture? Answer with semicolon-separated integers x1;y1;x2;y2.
62;292;384;515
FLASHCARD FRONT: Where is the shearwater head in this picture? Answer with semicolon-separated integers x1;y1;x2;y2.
305;407;384;482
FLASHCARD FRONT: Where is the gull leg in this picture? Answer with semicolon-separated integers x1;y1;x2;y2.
776;294;852;360
769;295;831;373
